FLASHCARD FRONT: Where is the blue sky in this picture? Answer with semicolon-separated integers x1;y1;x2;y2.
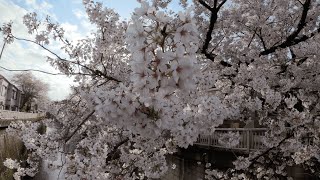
11;0;140;19
0;0;184;100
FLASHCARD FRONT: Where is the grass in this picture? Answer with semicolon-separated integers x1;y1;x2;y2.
0;131;28;180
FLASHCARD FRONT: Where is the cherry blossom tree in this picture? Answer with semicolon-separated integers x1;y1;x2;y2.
12;72;49;112
1;0;320;179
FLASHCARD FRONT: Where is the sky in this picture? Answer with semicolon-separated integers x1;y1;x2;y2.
0;0;140;100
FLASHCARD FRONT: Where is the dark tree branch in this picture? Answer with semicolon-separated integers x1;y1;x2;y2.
105;138;129;163
247;33;256;48
199;0;213;11
199;0;231;67
199;0;227;62
289;48;296;59
247;124;308;170
257;28;267;51
65;110;95;143
260;0;312;56
217;0;227;10
248;132;294;168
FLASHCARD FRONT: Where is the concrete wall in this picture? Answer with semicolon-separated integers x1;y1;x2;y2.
0;110;42;120
0;110;44;128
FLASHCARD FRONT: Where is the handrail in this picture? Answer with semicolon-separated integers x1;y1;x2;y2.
213;128;268;131
195;128;313;152
195;128;268;152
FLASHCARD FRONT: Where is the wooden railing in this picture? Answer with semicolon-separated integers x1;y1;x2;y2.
195;128;268;152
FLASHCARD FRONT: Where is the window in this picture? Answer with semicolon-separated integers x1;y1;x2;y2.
3;86;7;96
12;90;17;100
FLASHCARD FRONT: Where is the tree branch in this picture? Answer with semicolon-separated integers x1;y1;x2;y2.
248;132;294;168
105;138;129;163
260;0;312;56
65;110;95;143
257;28;267;51
198;0;213;11
199;0;227;61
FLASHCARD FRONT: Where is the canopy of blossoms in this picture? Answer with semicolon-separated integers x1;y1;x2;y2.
1;0;320;179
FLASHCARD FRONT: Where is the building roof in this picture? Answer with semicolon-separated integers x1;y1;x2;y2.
0;74;10;83
0;74;22;92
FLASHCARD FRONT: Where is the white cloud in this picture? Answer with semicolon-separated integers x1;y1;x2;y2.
25;0;53;12
72;8;95;35
61;22;83;41
73;9;86;19
25;0;35;5
24;0;57;21
0;1;30;38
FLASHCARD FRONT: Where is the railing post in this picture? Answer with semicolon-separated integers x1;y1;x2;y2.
247;130;250;153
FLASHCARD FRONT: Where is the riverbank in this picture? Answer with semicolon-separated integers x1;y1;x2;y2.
0;128;27;180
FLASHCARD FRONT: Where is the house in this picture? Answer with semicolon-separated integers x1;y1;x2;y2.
0;74;23;111
6;83;22;111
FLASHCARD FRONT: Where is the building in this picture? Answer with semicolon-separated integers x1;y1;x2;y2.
6;83;22;111
0;74;22;111
0;75;9;110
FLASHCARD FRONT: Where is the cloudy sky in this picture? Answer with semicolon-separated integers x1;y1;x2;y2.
0;0;139;100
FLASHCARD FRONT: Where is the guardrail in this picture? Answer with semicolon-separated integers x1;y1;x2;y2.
195;128;268;152
0;110;45;127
